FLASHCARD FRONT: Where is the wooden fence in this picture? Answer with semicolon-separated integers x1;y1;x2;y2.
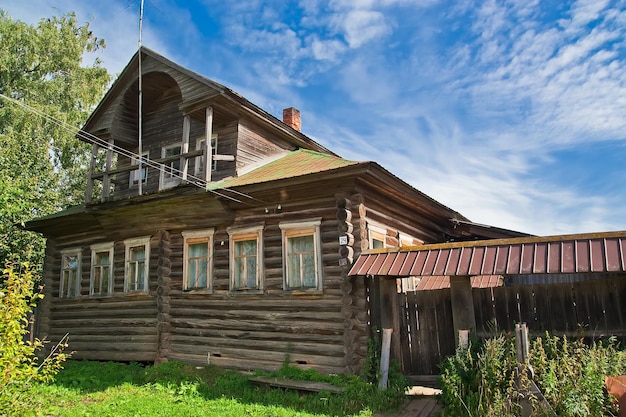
398;275;626;375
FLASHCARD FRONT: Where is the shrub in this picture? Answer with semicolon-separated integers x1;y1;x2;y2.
0;263;70;415
440;332;626;417
440;335;518;416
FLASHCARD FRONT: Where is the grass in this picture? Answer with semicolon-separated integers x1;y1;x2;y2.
22;360;408;417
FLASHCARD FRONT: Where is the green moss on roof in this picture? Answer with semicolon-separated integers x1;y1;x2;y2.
208;149;362;190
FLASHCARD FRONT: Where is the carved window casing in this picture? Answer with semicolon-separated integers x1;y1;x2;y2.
227;225;264;293
90;242;114;296
60;248;81;298
182;229;215;292
280;219;323;291
124;236;151;294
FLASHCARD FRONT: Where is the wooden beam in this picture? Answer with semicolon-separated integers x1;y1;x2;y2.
102;139;113;201
181;115;190;181
378;328;392;390
204;106;213;183
85;142;98;203
450;275;476;346
248;376;343;394
379;277;403;370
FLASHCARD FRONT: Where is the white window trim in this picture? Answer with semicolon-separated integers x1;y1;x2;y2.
194;134;218;176
399;233;424;247
90;242;114;297
227;224;264;293
160;143;182;190
367;222;388;249
130;152;149;187
279;218;323;292
182;228;215;292
60;248;81;299
124;236;151;294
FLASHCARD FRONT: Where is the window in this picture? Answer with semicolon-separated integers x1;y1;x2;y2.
130;152;148;187
90;242;114;296
195;134;218;175
227;225;263;292
124;236;151;293
280;219;322;291
160;143;182;189
60;249;81;298
399;233;423;247
182;229;215;291
368;222;389;249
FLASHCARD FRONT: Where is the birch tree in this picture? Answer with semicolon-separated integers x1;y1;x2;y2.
0;10;110;269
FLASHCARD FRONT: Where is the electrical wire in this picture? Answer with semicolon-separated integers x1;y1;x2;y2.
0;92;269;205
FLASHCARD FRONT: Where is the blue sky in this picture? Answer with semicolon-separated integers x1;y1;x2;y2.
5;0;626;236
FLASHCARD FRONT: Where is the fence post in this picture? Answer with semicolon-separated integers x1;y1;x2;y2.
450;275;476;346
378;328;393;390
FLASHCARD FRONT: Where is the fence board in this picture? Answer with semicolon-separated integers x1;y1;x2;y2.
397;275;626;375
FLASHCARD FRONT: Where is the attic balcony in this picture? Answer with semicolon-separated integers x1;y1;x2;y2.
85;143;199;202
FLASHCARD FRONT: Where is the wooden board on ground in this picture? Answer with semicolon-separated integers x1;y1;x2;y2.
397;398;443;417
248;376;343;394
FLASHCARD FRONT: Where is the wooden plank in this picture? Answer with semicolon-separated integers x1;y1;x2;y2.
397;398;443;417
248;376;343;394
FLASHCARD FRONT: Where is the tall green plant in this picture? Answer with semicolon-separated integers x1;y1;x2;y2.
440;332;626;417
0;263;70;415
440;336;518;416
529;334;626;416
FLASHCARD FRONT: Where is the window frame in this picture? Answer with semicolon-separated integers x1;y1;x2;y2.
160;143;182;189
182;229;215;293
129;151;149;187
194;134;218;176
279;218;323;292
124;236;151;294
368;223;388;249
60;248;81;299
90;242;114;297
227;224;264;293
399;233;424;248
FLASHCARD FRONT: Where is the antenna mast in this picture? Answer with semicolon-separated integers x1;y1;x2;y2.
138;0;145;196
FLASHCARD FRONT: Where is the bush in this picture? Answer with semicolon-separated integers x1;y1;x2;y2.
0;263;70;415
440;335;518;416
440;332;626;417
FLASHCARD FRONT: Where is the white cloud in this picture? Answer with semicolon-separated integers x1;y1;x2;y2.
334;9;390;48
309;36;346;60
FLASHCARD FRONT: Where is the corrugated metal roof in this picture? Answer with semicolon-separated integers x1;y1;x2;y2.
349;231;626;277
208;149;362;190
413;275;503;290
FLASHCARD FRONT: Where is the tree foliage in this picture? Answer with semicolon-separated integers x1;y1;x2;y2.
0;263;70;415
0;10;110;269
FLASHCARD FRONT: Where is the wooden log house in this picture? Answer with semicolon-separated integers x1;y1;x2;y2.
24;48;522;374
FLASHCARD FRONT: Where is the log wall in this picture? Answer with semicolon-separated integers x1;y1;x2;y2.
38;193;373;374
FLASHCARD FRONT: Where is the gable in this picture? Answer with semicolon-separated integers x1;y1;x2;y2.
82;47;333;154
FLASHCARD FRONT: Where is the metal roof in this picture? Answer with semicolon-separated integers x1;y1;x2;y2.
349;231;626;277
208;149;362;189
413;275;503;290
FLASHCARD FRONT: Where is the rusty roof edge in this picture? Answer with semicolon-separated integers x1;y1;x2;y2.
358;230;626;255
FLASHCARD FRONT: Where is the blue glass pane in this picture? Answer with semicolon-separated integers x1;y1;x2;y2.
198;259;208;287
246;257;257;288
234;258;245;288
302;254;316;287
189;243;208;258
188;260;197;287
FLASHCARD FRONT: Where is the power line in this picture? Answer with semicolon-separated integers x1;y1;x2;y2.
0;92;267;205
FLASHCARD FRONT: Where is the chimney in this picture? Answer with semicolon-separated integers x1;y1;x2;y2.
282;107;301;132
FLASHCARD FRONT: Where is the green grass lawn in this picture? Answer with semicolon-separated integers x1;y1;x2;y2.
23;360;407;417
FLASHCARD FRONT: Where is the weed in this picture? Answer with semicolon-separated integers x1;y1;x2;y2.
440;331;626;417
